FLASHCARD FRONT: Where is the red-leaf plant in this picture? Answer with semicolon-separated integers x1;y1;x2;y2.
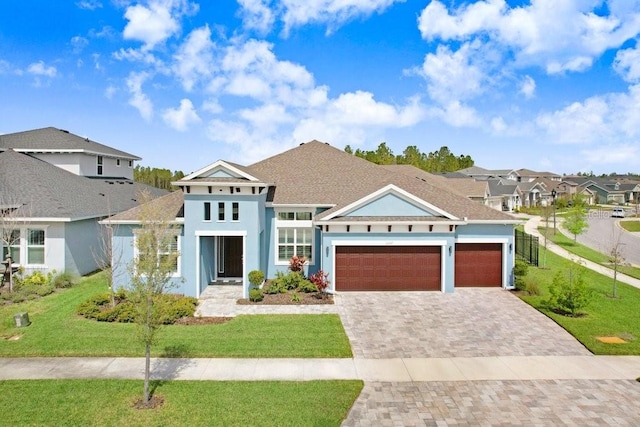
288;255;307;273
309;270;330;294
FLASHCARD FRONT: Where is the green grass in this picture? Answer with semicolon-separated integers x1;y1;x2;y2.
620;220;640;232
538;226;640;280
0;272;352;358
0;379;363;426
520;250;640;355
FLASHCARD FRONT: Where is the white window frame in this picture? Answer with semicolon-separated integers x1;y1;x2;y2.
232;202;239;222
133;231;182;278
128;160;133;168
204;202;211;222
97;156;103;176
274;209;314;265
1;227;47;267
116;159;121;167
217;202;225;222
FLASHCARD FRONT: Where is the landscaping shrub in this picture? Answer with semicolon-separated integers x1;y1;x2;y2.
546;261;593;316
265;272;288;294
523;277;541;296
76;291;197;324
288;255;306;273
513;260;529;291
249;288;264;302
297;279;318;293
309;270;330;294
51;271;78;288
248;270;265;289
14;271;55;298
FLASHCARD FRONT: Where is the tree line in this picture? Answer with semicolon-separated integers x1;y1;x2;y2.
344;142;474;173
134;166;185;190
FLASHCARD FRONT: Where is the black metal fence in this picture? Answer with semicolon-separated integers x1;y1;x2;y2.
515;229;539;266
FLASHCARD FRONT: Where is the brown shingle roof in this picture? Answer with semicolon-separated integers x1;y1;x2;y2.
249;141;513;222
106;190;184;222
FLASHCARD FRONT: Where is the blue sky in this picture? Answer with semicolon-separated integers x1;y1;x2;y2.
1;0;640;175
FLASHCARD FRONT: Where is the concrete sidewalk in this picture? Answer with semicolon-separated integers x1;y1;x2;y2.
1;355;639;382
523;215;640;289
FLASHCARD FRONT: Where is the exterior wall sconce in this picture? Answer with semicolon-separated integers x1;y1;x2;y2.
448;245;452;256
509;243;513;253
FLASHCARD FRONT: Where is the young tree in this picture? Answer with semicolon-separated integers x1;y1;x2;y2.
0;196;31;292
128;190;181;406
92;199;124;308
608;226;628;299
539;204;553;268
547;259;593;316
563;206;589;242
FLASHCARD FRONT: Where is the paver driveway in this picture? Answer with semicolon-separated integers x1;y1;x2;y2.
336;288;591;359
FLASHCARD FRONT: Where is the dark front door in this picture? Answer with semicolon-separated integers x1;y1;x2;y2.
218;236;243;278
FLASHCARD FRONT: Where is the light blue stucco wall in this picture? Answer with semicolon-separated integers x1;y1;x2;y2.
347;194;434;217
64;219;103;276
111;224;188;295
181;193;266;298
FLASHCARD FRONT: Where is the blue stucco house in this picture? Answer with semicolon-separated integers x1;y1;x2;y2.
107;141;519;298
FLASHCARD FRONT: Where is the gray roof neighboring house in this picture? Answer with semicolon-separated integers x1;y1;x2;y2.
487;179;520;197
0;149;165;220
0;127;141;160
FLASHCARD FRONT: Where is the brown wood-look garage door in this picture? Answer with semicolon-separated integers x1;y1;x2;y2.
335;246;441;291
455;243;502;287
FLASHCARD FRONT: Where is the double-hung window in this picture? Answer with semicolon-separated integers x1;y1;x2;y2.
1;228;46;266
97;156;103;176
275;211;313;263
134;231;180;276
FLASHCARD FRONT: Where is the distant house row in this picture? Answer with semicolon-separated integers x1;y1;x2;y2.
0;127;166;277
442;166;640;212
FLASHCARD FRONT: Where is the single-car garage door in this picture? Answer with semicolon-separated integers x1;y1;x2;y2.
455;243;502;287
335;246;441;291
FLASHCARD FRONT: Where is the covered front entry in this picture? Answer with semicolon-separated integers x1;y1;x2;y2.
335;245;441;291
455;243;502;287
217;236;243;278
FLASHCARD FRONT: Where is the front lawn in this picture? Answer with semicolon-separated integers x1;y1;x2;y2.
620;220;640;232
0;379;363;426
538;226;640;280
519;250;640;355
0;272;352;358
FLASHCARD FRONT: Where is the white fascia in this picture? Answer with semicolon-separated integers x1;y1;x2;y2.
321;184;458;221
180;160;260;182
99;218;185;225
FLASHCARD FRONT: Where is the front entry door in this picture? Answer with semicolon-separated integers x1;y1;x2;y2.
218;236;243;278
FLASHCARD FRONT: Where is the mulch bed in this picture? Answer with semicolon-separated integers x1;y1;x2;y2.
237;291;333;305
132;395;165;410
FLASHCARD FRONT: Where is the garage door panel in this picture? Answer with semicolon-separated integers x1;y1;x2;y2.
336;246;441;291
455;243;502;287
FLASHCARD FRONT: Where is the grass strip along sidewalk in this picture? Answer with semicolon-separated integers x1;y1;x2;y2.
0;272;352;358
538;226;640;280
519;248;640;355
0;379;364;427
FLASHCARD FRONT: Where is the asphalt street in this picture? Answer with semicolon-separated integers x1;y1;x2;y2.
575;208;640;266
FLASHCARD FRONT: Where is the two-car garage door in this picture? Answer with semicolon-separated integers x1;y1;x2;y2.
335;246;441;291
334;243;503;291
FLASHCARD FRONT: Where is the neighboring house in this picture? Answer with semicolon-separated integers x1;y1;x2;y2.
0;128;165;276
487;179;522;212
0;127;140;179
515;168;562;182
108;141;519;299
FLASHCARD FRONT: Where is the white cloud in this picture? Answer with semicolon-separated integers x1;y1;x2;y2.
519;75;536;98
105;85;117;99
27;61;57;77
418;0;640;75
162;98;201;131
76;0;102;10
122;0;198;50
172;25;214;91
279;0;403;35
71;36;89;54
491;116;507;133
126;71;154;121
432;101;481;128
581;144;640;165
237;0;274;34
418;42;486;104
202;99;223;114
614;45;640;83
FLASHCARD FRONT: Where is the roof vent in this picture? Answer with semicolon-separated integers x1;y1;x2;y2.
85;138;90;142
60;129;69;133
299;143;304;146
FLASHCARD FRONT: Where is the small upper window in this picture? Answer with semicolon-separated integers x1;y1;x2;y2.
218;202;225;221
97;156;103;176
277;211;312;221
116;159;121;167
128;160;133;168
204;202;211;221
232;202;239;221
